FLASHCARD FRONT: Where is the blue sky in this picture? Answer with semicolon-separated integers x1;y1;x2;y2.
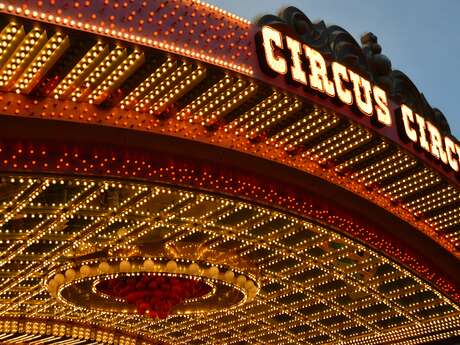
206;0;460;137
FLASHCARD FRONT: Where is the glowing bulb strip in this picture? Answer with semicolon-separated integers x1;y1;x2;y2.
0;22;25;68
307;124;365;155
431;212;460;231
407;186;459;213
431;206;460;223
0;178;35;212
88;49;144;105
285;114;340;150
192;79;248;120
71;46;126;101
119;57;177;109
0;27;47;91
406;186;456;207
15;31;69;94
201;82;258;126
134;63;193;112
352;151;415;183
269;108;327;145
52;41;108;98
177;75;235;120
238;95;293;134
446;231;460;240
387;172;442;200
245;98;303;139
228;91;283;132
320;133;373;163
382;169;435;193
305;124;372;163
335;141;389;172
352;151;405;179
149;66;207;116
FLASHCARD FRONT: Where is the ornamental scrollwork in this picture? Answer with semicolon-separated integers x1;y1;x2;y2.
258;6;451;135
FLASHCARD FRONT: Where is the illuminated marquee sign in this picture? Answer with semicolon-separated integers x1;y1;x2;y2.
256;25;460;174
398;105;460;172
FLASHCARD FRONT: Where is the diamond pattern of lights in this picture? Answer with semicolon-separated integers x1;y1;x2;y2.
0;175;457;345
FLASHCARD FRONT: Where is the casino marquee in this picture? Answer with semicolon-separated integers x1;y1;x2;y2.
0;1;457;345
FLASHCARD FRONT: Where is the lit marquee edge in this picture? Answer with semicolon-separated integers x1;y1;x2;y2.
257;25;460;173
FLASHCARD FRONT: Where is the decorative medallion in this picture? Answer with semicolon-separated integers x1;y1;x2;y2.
47;242;260;318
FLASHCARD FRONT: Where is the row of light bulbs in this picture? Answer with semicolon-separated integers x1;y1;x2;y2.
0;178;456;342
48;257;259;309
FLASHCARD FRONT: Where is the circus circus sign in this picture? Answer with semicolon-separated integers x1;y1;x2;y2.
256;25;460;174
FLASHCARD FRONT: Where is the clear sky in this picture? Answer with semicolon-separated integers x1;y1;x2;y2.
206;0;460;137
